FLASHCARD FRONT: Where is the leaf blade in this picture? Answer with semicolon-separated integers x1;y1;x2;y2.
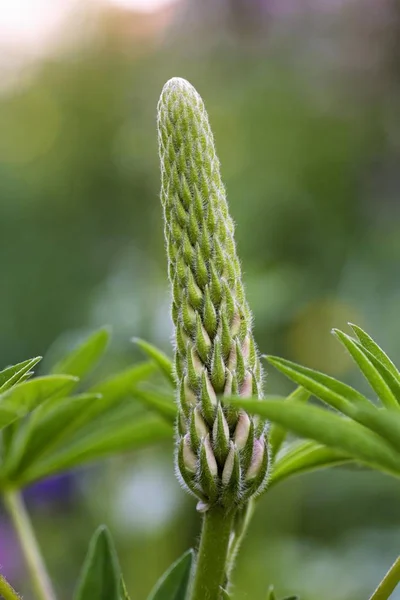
74;526;120;600
51;328;110;380
0;357;42;393
132;338;174;387
147;549;194;600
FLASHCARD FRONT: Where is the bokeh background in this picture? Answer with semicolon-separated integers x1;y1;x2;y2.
1;0;400;598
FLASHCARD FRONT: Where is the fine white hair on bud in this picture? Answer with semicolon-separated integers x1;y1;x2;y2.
158;77;269;510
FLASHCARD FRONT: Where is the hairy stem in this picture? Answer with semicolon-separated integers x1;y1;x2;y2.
3;490;57;600
369;556;400;600
226;499;255;577
0;574;21;600
191;507;235;600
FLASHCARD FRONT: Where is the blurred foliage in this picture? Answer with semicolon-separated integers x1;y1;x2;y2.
1;1;400;599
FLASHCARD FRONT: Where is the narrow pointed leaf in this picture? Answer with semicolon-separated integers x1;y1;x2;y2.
350;324;400;380
132;338;174;387
267;587;277;600
333;329;399;409
270;440;350;487
4;394;102;477
51;328;110;380
220;589;231;599
266;356;371;418
0;357;42;393
229;398;400;476
16;416;172;486
74;526;120;600
89;362;156;402
269;387;310;458
134;389;177;424
147;549;194;600
120;578;131;600
0;375;77;423
352;406;400;454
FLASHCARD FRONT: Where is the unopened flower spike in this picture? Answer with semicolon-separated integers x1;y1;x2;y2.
157;77;269;510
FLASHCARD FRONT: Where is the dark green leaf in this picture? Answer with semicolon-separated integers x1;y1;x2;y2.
74;526;120;600
271;440;350;487
147;549;194;600
350;324;400;380
352;406;400;454
134;389;177;424
333;329;398;409
133;338;174;387
229;398;400;477
0;357;42;393
16;416;172;486
269;387;310;458
51;328;110;380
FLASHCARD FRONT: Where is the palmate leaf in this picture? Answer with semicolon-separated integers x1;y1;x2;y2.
132;338;175;387
270;440;350;488
268;387;310;458
266;356;370;418
350;324;400;380
229;398;400;477
133;388;177;424
14;415;172;487
0;357;42;393
3;361;156;483
51;328;110;380
0;375;77;430
147;549;194;600
333;329;399;409
74;526;120;600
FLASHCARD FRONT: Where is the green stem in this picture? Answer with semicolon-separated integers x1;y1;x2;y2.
369;556;400;600
191;506;236;600
0;574;21;600
226;500;255;577
3;490;57;600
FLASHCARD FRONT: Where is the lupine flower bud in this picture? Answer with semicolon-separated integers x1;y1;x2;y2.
157;77;269;510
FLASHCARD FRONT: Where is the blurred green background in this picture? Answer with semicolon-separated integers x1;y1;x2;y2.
1;0;400;598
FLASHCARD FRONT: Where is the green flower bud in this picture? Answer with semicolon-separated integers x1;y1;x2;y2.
158;77;269;510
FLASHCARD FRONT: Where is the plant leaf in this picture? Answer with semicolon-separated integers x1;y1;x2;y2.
74;526;120;600
16;416;172;486
132;338;174;387
89;362;156;404
266;356;371;418
147;549;194;600
351;406;400;455
0;357;42;393
269;387;310;458
333;329;399;409
266;586;277;600
51;328;110;380
229;398;400;477
220;589;231;599
4;394;102;477
0;375;77;430
134;389;177;424
0;573;21;600
350;324;400;380
270;440;350;487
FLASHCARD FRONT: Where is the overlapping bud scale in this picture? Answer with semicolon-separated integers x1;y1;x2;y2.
157;77;269;511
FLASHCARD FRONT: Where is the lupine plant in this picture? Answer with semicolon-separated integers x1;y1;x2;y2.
1;77;400;600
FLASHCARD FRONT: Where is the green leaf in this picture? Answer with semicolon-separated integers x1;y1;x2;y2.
89;362;156;404
120;577;131;600
134;389;177;424
147;549;194;600
333;329;399;409
74;526;120;600
0;357;42;393
132;338;174;387
229;398;400;477
270;440;350;488
16;416;172;486
51;328;110;380
269;387;310;458
0;375;77;430
350;324;400;380
4;394;102;477
220;589;231;599
0;573;21;600
266;356;371;418
351;406;400;455
266;586;277;600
